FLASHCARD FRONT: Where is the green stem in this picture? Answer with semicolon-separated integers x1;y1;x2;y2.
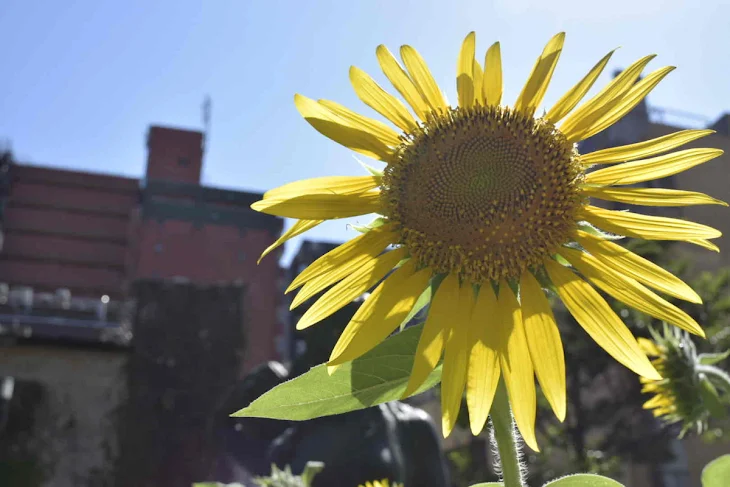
490;380;525;487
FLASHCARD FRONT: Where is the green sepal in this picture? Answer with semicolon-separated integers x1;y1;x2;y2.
698;350;730;366
576;221;624;240
699;374;728;419
351;216;388;234
355;157;384;177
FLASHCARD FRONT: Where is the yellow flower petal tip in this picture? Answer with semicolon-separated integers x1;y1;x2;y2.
644;367;663;381
252;32;724;439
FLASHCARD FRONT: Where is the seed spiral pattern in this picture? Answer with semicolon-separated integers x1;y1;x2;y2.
382;105;585;283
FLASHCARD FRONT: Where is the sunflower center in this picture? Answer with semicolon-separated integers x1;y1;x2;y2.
382;105;584;283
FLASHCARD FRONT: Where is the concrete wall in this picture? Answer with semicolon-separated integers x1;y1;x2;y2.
0;344;127;487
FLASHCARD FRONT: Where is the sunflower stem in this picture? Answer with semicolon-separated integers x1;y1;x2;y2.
490;380;525;487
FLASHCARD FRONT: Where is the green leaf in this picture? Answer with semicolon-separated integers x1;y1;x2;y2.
399;282;432;331
544;474;625;486
699;350;730;365
468;483;503;486
232;323;441;420
703;455;730;487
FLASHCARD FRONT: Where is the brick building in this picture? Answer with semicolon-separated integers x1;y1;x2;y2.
0;125;287;487
0;125;285;368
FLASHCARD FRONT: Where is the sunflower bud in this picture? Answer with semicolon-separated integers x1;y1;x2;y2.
639;326;730;437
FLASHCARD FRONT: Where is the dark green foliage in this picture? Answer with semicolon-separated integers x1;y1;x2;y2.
0;380;48;487
114;280;247;487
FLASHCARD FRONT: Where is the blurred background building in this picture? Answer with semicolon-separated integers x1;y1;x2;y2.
0;124;287;486
0;124;285;366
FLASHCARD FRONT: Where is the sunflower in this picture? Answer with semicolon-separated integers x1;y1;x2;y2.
639;330;730;436
358;481;401;487
639;335;698;429
252;32;724;450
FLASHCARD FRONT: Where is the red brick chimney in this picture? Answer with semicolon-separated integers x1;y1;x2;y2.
145;126;204;184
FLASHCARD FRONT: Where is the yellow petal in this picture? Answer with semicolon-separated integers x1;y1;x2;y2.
403;273;458;398
496;283;539;451
544;259;660;380
514;32;565;117
641;380;661;391
688;239;720;252
258;219;322;264
580;129;716;165
457;31;477;108
583;186;728;208
251;191;382;220
559;54;655;139
295;248;406;330
472;60;484;105
637;337;661;357
264;175;381;200
482;42;502;106
290;233;395;308
580;205;722;242
400;45;447;113
349;66;417;132
584;148;724;186
376;45;429;121
575;229;701;303
328;260;432;364
318;99;402;147
560;247;704;337
287;226;396;293
644;394;669;409
466;284;501;435
294;94;394;161
520;272;566;421
441;281;475;437
569;66;675;142
545;49;615;125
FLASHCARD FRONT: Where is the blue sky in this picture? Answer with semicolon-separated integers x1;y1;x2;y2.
2;0;729;263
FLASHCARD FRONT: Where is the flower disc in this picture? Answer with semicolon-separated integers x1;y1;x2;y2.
383;105;584;283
